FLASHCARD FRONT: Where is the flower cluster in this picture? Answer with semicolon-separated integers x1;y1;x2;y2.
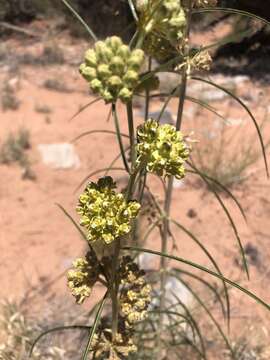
89;256;151;359
67;251;100;304
136;119;190;178
194;0;217;7
91;328;137;360
135;0;186;45
77;177;141;245
119;256;152;328
79;36;145;103
135;0;186;63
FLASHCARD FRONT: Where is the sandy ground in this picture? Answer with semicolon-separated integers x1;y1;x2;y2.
1;25;270;354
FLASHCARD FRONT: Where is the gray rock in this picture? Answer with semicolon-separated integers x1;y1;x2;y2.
38;143;80;169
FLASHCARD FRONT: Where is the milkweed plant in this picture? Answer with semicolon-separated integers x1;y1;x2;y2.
31;0;270;359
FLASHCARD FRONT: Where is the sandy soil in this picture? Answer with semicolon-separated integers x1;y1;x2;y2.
1;25;270;354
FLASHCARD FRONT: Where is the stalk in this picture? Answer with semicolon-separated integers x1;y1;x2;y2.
156;1;193;358
111;100;138;340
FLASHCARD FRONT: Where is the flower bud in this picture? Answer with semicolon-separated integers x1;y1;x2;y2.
109;56;125;75
106;35;123;52
123;70;139;88
108;75;123;90
117;44;131;60
84;49;97;67
97;64;112;80
79;64;97;81
90;79;103;93
128;49;145;70
118;87;132;103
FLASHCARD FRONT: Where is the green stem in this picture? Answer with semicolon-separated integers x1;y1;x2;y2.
126;101;136;170
112;103;130;174
156;2;193;358
144;57;152;121
111;238;121;341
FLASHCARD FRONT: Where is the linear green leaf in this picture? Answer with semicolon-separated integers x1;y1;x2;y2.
72;129;129;143
69;98;102;121
82;292;107;360
185;163;250;279
186;95;227;122
187;165;247;222
128;0;139;22
173;274;235;358
193;7;270;27
30;325;91;358
112;104;130;173
172;268;226;320
191;76;269;177
170;218;231;327
61;0;98;41
123;246;270;312
56;203;87;242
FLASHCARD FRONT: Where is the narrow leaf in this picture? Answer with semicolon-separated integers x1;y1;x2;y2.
191;76;269;177
61;0;98;41
123;246;270;312
82;292;107;360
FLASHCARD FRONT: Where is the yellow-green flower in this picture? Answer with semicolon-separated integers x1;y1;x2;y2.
67;251;100;304
77;177;141;244
119;256;152;327
79;36;145;103
136;119;190;178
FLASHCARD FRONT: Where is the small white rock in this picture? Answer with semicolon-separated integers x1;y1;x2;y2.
38;143;80;169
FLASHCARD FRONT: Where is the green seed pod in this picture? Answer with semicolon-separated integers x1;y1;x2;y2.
118;87;132;103
97;64;112;80
117;44;131;60
79;64;97;81
90;79;103;93
108;75;123;90
123;70;139;88
106;36;123;53
84;49;97;67
109;56;125;75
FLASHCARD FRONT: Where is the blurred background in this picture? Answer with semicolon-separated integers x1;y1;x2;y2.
1;1;270;359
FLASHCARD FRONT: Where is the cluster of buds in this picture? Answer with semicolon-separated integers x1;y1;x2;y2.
135;0;186;63
119;256;152;328
67;251;100;304
77;176;141;245
193;0;217;8
91;328;137;360
135;0;186;45
79;36;145;103
136;119;190;179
